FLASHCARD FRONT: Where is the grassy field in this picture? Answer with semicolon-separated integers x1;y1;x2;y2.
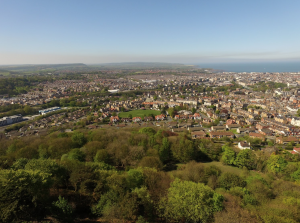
201;161;244;175
118;109;161;118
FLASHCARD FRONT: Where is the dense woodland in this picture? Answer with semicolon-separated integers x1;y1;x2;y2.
0;126;300;222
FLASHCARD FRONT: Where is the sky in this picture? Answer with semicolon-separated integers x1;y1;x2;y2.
1;0;300;64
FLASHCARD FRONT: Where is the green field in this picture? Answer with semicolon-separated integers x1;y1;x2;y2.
118;109;161;118
201;161;244;175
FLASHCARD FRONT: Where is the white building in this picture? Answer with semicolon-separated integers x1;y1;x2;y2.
238;141;251;150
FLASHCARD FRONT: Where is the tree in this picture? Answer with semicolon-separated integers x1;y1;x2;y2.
159;137;171;163
267;155;288;174
24;159;67;187
52;196;73;222
66;149;86;162
234;149;256;170
94;149;111;164
138;157;163;170
71;132;87;148
126;169;144;189
160;179;224;222
218;172;247;190
24;105;33;115
172;138;195;163
221;146;236;165
291;168;300;181
191;107;196;114
0;169;52;222
167;108;175;118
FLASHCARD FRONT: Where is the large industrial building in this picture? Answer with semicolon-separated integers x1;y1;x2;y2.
0;114;23;126
39;107;61;115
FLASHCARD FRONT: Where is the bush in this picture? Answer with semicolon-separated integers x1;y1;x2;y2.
52;196;73;222
218;172;246;190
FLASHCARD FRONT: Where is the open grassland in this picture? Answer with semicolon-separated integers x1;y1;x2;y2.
118;109;161;118
201;161;245;175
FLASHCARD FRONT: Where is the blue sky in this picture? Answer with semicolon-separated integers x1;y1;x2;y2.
1;0;300;64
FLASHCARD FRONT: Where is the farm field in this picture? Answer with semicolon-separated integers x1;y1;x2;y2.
118;109;161;118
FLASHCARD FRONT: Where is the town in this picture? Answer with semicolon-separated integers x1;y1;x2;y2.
2;66;300;154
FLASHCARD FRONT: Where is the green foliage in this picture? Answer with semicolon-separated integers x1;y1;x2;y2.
127;169;144;189
11;158;29;170
267;155;288;173
291;168;300;181
159;137;171;163
139;156;163;170
160;179;224;222
168;108;175;118
218;172;246;190
65;148;86;162
221;145;236;165
234;149;256;170
91;190;120;216
171;137;195;163
136;215;149;223
138;127;156;136
71;131;87;147
94;149;111;164
198;139;222;161
0;169;52;222
52;196;73;222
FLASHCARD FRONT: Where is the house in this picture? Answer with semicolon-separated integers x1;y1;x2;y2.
226;124;241;130
155;114;165;121
226;119;236;125
168;121;178;128
110;116;119;123
188;126;205;132
144;116;154;122
191;131;207;139
291;117;300;127
132;117;142;122
238;141;251;150
121;118;131;123
259;128;273;136
276;136;299;144
211;126;227;132
193;113;202;120
292;147;300;154
249;132;265;141
210;131;234;139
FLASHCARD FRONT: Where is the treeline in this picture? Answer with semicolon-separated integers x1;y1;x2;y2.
0;127;300;222
0;104;39;119
252;81;287;92
0;74;85;96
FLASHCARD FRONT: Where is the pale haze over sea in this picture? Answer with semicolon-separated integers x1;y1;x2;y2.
196;61;300;73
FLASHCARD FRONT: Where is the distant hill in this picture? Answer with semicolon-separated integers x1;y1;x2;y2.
88;62;194;70
0;63;89;76
0;63;87;72
0;62;199;76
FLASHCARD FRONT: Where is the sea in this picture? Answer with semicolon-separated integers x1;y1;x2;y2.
195;61;300;73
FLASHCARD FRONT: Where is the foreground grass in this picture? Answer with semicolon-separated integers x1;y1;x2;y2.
201;161;245;175
118;109;161;118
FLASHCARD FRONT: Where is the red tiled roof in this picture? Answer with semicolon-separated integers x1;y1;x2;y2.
293;147;300;152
